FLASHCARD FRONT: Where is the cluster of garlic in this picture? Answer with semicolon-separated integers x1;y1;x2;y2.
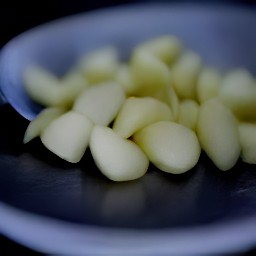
23;36;256;181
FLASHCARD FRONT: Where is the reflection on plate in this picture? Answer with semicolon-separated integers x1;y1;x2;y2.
0;3;256;254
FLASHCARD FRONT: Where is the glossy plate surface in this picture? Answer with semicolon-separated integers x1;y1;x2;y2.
0;3;256;254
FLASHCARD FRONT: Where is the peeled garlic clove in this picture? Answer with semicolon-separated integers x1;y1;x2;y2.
41;111;93;163
172;51;202;100
197;67;221;104
59;69;88;108
90;126;149;182
23;107;65;144
219;69;256;121
73;82;125;126
152;82;180;121
135;35;182;65
23;66;62;107
197;99;241;171
178;99;199;131
113;97;173;139
165;86;180;121
115;64;135;96
133;121;200;174
238;122;256;164
129;50;171;97
78;47;119;84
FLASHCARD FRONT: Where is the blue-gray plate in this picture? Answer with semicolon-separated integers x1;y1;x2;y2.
0;3;256;254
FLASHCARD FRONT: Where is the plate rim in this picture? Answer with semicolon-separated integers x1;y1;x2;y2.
0;202;256;254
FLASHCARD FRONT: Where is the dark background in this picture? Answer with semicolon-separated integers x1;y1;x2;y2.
1;0;256;254
1;0;256;48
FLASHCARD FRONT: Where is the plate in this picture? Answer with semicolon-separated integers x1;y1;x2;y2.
0;3;256;254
